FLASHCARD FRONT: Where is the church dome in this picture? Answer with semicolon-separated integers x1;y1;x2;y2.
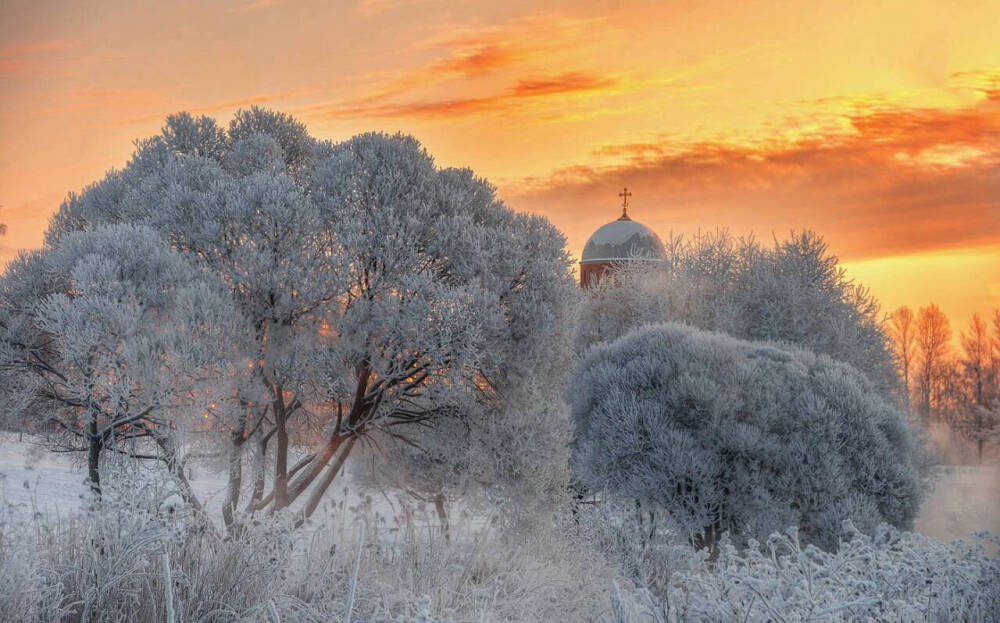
581;211;666;264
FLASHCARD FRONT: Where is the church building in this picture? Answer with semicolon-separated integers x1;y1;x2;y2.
580;188;667;287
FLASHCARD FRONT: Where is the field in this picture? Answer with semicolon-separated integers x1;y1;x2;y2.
2;433;998;543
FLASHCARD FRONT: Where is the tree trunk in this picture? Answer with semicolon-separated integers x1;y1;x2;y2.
692;521;722;560
273;389;289;508
297;436;356;525
434;492;450;542
274;366;370;514
246;426;268;513
87;421;103;499
154;435;207;517
222;427;245;534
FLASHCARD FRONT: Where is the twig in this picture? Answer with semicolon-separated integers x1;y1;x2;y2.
345;521;366;623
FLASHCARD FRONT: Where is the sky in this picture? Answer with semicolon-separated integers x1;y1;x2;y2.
1;0;998;333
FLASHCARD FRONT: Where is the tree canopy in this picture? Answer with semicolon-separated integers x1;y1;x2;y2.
578;230;898;396
571;322;926;550
14;108;577;530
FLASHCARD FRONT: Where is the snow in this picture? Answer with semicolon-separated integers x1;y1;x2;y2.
2;433;997;543
580;218;666;263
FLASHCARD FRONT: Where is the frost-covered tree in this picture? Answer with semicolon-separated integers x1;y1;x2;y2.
41;110;577;530
291;135;578;525
0;224;242;499
571;322;926;551
577;231;898;396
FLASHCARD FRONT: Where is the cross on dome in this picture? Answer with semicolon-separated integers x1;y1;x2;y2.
618;187;632;221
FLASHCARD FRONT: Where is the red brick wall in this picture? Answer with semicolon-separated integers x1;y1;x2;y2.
580;262;611;288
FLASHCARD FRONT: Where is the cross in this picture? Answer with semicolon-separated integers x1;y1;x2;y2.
618;187;632;208
618;187;632;219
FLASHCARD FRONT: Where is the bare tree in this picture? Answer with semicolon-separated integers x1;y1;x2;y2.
915;304;952;425
889;306;916;410
958;314;993;462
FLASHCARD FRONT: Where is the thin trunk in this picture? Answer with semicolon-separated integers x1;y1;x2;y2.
246;426;268;513
692;520;722;561
154;436;208;519
87;420;103;499
976;375;984;465
222;425;246;534
298;436;356;525
280;434;345;510
274;366;370;512
433;492;449;542
273;387;289;508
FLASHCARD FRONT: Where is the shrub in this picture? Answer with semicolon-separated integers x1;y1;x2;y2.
0;467;612;622
608;523;1000;623
571;322;927;550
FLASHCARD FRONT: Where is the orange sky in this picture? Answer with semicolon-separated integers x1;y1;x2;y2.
1;0;999;333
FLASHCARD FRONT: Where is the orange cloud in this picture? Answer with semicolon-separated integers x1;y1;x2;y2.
314;71;618;119
506;89;1000;262
301;13;608;121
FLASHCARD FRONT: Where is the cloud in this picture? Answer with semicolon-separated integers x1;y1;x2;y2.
299;13;613;121
505;87;1000;262
0;39;80;75
317;71;617;119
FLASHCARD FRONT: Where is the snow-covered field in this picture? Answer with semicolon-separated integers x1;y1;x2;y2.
1;433;997;543
0;434;411;530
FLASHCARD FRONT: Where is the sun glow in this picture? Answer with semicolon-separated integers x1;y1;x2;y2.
1;0;998;324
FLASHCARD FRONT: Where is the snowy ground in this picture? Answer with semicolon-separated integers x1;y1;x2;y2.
0;433;432;533
1;433;998;543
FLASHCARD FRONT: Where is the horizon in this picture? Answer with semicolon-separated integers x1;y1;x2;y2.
2;0;998;332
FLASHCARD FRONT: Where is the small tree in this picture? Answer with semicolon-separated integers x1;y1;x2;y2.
0;224;242;500
570;322;926;551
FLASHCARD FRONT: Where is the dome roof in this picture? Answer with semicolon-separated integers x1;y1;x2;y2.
581;212;666;264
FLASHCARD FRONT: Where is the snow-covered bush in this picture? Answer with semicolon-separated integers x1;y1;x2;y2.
577;230;897;396
571;322;926;550
608;523;1000;623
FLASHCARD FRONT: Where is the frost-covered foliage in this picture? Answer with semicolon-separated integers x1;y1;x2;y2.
33;109;578;531
608;523;1000;623
0;224;243;498
357;373;578;532
571;323;926;550
0;470;611;623
577;231;897;395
